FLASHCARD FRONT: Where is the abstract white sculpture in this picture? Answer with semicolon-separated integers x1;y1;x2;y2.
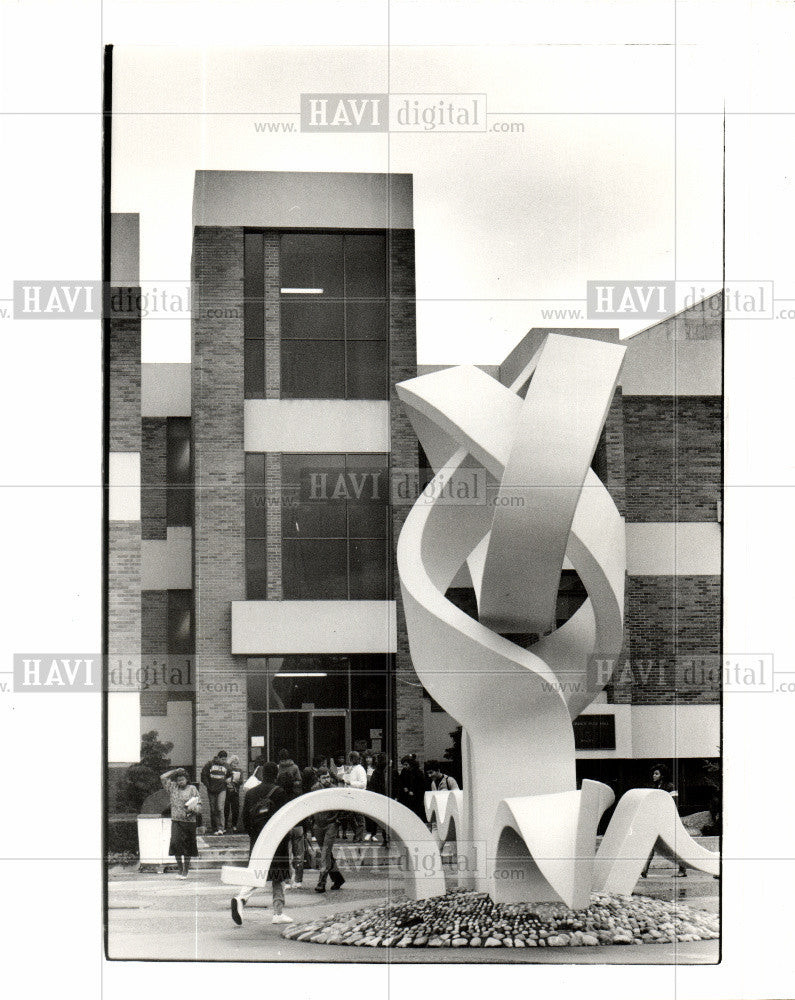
395;333;719;906
221;332;718;912
221;787;446;900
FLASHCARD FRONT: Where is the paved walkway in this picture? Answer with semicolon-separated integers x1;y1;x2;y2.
107;858;719;963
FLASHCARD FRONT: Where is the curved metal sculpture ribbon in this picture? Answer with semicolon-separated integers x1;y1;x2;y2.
396;333;718;906
593;789;720;891
424;789;464;845
220;788;446;901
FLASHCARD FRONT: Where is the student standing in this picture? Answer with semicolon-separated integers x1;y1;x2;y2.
224;755;243;831
201;750;230;835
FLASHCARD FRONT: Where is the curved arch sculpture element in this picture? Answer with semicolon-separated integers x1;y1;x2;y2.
424;789;464;844
220;788;446;901
593;789;720;893
491;780;615;909
396;336;628;898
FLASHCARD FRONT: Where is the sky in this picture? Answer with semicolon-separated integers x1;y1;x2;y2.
111;43;724;364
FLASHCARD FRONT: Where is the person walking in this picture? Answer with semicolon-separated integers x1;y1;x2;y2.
640;764;688;878
367;752;392;847
224;755;243;832
284;767;316;890
160;767;200;878
231;762;293;925
343;751;367;843
312;767;345;894
201;750;230;835
277;748;302;795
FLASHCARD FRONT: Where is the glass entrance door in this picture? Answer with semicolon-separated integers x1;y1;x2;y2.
311;711;348;764
265;710;348;767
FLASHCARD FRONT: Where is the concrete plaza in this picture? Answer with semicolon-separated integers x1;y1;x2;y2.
107;858;719;964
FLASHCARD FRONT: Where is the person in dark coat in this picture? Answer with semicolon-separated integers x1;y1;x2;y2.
231;762;294;925
367;752;392;847
397;754;427;821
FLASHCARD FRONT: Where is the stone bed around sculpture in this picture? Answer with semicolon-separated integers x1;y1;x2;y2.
280;888;719;949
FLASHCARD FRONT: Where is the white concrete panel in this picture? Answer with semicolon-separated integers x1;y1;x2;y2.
626;522;721;575
631;704;720;758
110;213;139;285
140;527;192;590
107;692;141;763
108;452;140;521
194;171;413;229
141;363;191;416
244;399;390;453
231;600;396;654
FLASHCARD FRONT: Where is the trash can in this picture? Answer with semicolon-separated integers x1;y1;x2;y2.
137;814;172;872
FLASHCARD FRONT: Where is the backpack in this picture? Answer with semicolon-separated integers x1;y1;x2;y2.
250;785;279;826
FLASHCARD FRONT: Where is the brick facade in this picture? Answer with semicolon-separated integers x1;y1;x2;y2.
140;590;168;715
388;230;423;760
264;233;281;399
108;301;141;750
141;418;167;540
623;396;722;522
265;453;282;600
604;388;626;517
109;307;141;453
108;521;141;661
192;227;248;781
609;575;721;705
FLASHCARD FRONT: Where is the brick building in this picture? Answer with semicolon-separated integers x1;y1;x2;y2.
107;171;721;814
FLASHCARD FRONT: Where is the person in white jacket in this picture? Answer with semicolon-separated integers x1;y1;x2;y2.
343;751;367;843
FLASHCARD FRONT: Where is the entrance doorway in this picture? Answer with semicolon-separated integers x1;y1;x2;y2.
262;709;349;766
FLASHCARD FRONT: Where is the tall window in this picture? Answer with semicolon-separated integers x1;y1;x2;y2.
244;231;389;399
166;418;192;527
245;454;268;599
167;590;193;655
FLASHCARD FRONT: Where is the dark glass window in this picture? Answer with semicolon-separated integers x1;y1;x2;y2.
281;341;345;399
166;418;192;527
246;654;393;763
270;655;348;710
278;453;390;600
246;540;268;600
282;539;348;599
167;591;193;655
280;232;388;400
280;234;344;297
245;454;268;598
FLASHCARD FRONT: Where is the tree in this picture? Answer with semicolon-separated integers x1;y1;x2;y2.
124;731;173;812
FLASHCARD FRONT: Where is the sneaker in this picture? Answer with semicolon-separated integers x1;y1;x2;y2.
231;897;244;925
315;883;327;894
177;873;187;880
272;913;293;924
